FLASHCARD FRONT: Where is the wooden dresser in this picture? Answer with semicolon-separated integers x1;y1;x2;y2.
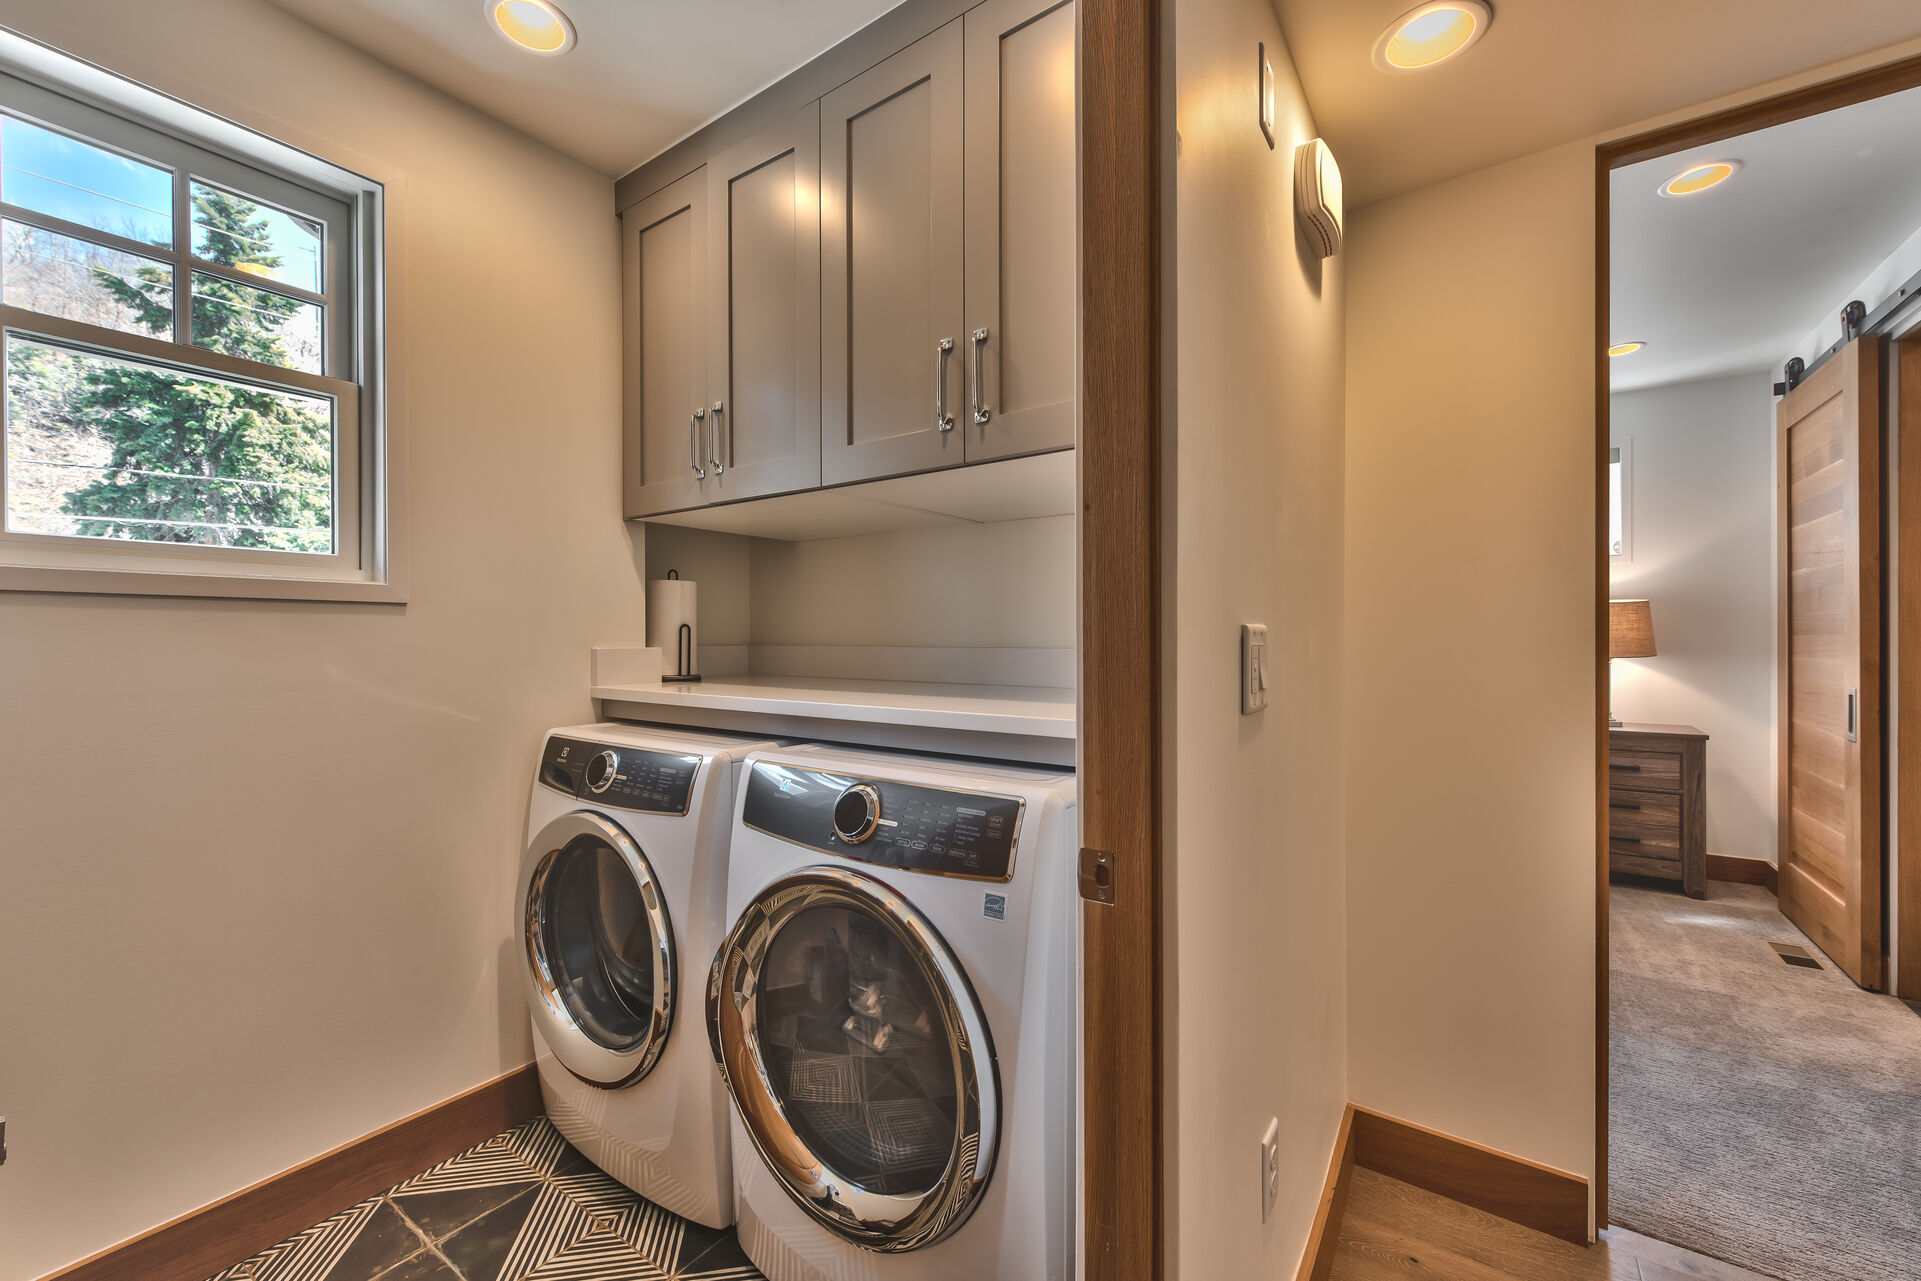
1607;723;1708;898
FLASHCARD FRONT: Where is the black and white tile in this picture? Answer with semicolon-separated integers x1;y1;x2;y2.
207;1118;762;1281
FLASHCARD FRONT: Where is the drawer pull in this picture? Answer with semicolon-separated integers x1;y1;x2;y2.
1610;802;1642;812
1613;835;1643;844
1610;763;1642;772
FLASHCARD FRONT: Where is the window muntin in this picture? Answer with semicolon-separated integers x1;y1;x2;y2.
0;61;378;594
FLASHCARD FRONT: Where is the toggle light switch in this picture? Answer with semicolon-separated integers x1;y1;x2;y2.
1242;623;1269;714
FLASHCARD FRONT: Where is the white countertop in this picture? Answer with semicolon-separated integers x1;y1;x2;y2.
591;674;1076;740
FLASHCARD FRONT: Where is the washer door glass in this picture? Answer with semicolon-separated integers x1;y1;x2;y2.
523;812;675;1086
708;868;997;1252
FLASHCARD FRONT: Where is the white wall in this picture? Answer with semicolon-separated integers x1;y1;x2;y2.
1343;142;1599;1184
1610;373;1779;863
1165;4;1348;1276
1786;218;1921;372
0;4;641;1277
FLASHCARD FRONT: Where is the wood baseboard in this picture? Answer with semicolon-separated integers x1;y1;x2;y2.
1295;1105;1357;1281
1706;853;1778;893
39;1064;542;1281
1349;1106;1589;1245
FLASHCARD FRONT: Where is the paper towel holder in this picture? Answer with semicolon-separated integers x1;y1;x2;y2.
661;570;702;683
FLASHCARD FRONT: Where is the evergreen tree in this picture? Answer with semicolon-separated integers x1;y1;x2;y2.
60;186;331;552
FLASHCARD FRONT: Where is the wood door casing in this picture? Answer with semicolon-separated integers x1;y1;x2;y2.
624;168;710;517
820;19;966;485
963;0;1078;463
1777;336;1884;989
706;105;822;504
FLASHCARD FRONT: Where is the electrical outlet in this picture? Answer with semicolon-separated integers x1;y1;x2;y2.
1241;624;1269;714
1259;1117;1280;1222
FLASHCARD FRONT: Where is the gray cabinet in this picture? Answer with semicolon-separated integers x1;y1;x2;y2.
623;168;711;518
820;20;967;486
963;0;1077;462
705;105;823;503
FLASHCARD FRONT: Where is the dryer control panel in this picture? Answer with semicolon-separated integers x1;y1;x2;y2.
539;736;701;815
742;760;1026;883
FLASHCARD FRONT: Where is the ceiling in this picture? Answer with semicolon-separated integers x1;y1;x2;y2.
262;0;905;177
1278;0;1921;208
1609;86;1921;392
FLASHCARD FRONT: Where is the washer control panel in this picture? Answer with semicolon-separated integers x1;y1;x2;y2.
742;760;1025;883
539;736;701;815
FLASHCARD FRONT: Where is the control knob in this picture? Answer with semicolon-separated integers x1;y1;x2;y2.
833;784;882;844
584;749;619;794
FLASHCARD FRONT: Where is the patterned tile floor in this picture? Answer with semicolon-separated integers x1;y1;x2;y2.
207;1117;762;1281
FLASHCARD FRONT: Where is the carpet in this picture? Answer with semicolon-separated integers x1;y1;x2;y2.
1610;880;1921;1281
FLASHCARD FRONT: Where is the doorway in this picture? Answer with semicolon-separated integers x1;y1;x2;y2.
1596;58;1921;1281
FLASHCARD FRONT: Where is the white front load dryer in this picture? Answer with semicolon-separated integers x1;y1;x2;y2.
708;743;1080;1280
519;722;778;1229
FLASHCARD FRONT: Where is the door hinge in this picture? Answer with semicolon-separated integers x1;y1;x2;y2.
1078;847;1117;905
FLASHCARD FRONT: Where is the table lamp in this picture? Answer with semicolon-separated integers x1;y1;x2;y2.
1608;598;1656;728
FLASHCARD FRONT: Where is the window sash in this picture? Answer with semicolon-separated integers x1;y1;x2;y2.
0;45;388;600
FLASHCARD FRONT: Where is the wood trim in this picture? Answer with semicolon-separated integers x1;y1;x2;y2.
1707;853;1780;893
1077;0;1162;1273
1900;336;1921;997
1349;1107;1590;1246
1601;51;1921;170
1592;141;1611;1233
1295;1106;1357;1281
37;1066;542;1281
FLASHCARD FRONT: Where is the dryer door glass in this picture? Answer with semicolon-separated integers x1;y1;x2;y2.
538;833;659;1050
709;867;997;1252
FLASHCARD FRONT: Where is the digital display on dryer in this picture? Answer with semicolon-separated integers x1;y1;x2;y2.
742;761;1024;882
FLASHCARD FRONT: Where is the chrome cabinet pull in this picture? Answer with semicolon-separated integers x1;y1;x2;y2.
970;327;991;425
708;401;725;475
1848;686;1859;743
689;408;706;479
935;337;955;432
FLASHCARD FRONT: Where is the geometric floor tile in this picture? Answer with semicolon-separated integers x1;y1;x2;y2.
206;1118;765;1281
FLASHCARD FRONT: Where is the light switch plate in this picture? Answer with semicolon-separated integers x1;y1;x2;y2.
1241;623;1269;714
1260;1116;1280;1222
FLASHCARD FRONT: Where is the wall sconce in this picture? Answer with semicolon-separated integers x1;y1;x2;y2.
1295;138;1343;258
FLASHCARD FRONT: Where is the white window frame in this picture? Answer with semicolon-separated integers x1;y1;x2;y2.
0;30;395;602
1609;439;1633;561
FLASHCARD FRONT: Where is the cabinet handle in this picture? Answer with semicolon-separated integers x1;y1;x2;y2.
708;401;725;475
1609;802;1642;812
935;337;955;432
1609;763;1642;772
689;408;706;479
970;327;991;426
1847;686;1858;743
1613;835;1643;845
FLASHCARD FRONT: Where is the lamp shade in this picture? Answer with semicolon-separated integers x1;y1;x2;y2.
1609;599;1656;659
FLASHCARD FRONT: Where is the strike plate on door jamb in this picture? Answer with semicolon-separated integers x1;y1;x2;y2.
1079;847;1117;904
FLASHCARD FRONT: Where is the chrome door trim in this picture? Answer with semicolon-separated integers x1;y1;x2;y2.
707;865;999;1252
519;810;676;1088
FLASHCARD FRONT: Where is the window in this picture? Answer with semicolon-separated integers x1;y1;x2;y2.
1609;441;1632;560
0;42;391;600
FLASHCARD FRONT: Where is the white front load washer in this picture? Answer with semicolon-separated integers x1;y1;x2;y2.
708;743;1079;1280
519;722;778;1228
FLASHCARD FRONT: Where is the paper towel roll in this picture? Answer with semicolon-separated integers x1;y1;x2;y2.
648;575;699;680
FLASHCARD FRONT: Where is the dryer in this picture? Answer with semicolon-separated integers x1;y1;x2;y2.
708;743;1079;1280
519;722;778;1228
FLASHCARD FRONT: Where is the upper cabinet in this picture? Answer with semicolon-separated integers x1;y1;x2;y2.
964;0;1077;463
623;0;1076;519
707;105;824;503
821;22;967;486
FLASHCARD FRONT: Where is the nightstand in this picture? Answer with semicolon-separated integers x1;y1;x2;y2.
1607;723;1708;899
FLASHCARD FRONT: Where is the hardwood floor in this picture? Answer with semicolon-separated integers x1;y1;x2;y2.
1328;1169;1778;1281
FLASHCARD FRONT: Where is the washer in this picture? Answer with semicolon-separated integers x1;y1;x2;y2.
519;722;779;1228
709;743;1079;1280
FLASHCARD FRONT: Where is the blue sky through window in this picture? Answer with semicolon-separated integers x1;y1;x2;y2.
191;180;321;293
1;115;172;247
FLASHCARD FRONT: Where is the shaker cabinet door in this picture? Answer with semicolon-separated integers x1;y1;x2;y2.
624;168;712;517
963;0;1077;462
705;104;822;504
819;20;967;486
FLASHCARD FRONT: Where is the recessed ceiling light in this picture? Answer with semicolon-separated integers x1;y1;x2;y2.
1372;1;1493;72
485;0;576;55
1659;161;1741;198
1609;342;1646;357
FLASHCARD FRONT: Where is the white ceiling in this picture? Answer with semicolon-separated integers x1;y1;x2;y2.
262;0;906;177
1277;0;1921;208
1609;86;1921;392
